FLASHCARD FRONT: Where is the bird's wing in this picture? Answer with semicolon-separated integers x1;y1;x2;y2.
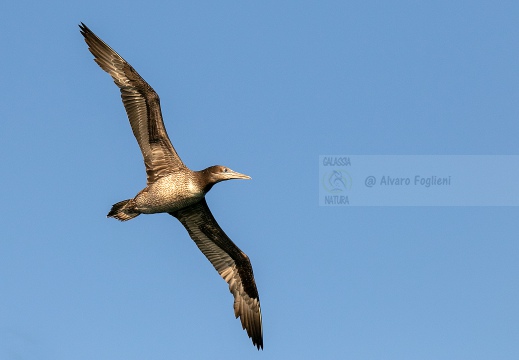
79;23;185;184
170;199;263;350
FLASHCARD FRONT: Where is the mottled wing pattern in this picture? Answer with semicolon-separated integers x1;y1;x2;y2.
170;199;263;350
79;23;185;184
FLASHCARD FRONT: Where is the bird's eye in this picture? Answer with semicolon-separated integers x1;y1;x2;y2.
223;168;228;172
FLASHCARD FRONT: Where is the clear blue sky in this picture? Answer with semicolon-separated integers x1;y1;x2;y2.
1;1;519;359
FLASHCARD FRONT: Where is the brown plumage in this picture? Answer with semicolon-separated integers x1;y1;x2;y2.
80;23;263;350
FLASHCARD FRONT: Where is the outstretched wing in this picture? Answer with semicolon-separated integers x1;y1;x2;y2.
170;199;263;350
79;23;185;184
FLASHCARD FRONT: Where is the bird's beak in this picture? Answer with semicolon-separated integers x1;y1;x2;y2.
227;170;252;180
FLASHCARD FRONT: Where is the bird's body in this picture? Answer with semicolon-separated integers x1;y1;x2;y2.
79;23;263;349
135;171;203;213
109;170;205;220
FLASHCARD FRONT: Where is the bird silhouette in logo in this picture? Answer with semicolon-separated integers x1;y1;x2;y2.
328;170;348;192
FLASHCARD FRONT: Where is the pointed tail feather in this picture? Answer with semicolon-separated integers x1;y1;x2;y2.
107;199;140;221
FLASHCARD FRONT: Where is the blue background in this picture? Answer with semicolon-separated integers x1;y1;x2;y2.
1;1;518;359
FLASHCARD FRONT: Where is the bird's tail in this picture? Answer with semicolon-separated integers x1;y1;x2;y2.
107;199;140;221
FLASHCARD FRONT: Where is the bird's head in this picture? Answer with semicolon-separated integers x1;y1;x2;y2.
200;165;251;193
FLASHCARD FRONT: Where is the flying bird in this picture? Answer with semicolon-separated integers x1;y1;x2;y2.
79;23;263;350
